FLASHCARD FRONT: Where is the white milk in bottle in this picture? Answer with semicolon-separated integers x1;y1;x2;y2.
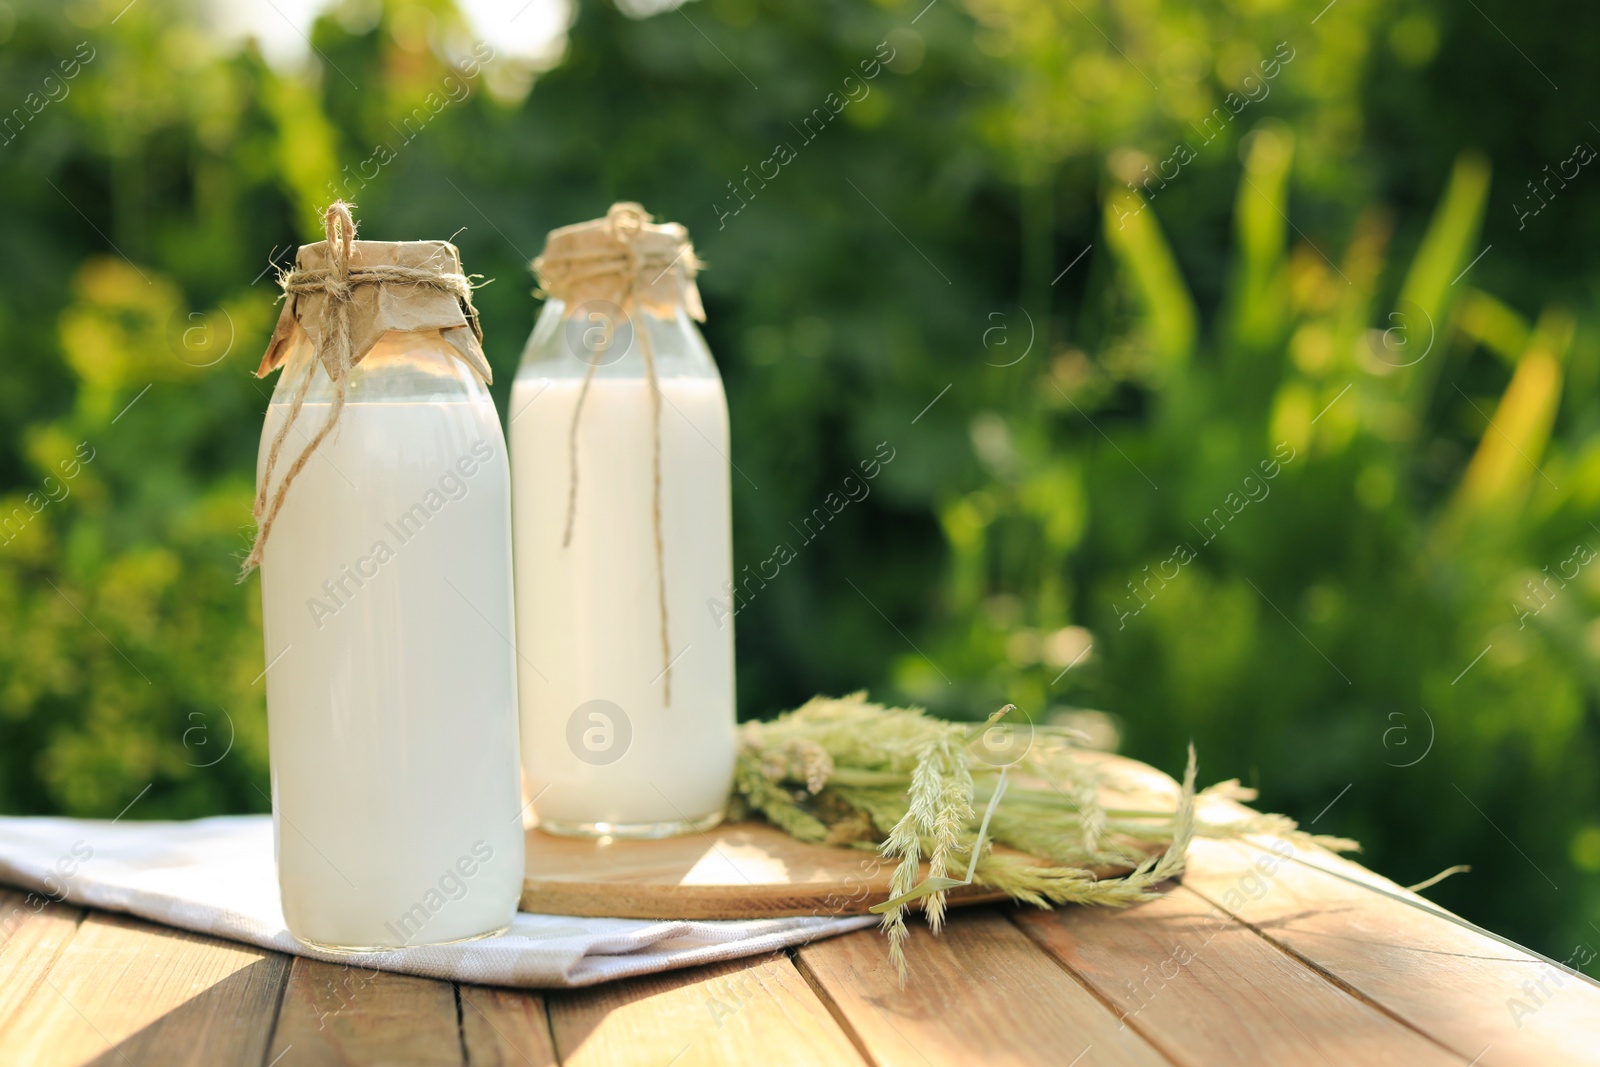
512;203;735;836
249;217;523;950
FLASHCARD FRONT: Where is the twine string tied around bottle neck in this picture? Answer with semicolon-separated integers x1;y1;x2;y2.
535;203;692;705
242;201;480;579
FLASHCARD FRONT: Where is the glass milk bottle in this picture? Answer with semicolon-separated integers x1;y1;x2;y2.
511;203;736;837
249;218;523;950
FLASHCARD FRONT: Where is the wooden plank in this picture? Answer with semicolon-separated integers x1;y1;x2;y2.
523;750;1175;921
524;751;1177;921
548;951;864;1067
1182;836;1600;1066
1014;885;1465;1066
265;955;462;1066
796;907;1171;1067
0;889;85;1036
0;910;286;1066
523;820;1035;919
460;985;559;1067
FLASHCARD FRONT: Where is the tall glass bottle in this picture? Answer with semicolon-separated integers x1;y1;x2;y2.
254;231;524;950
511;204;735;837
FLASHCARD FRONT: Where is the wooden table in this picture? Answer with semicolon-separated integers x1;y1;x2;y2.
1;835;1596;1066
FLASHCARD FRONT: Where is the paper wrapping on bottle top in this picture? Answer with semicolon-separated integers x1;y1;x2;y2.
256;239;492;384
534;203;705;321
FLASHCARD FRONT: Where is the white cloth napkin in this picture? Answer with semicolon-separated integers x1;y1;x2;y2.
0;815;877;988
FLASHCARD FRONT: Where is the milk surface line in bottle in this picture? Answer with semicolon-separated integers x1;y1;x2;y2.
513;203;736;837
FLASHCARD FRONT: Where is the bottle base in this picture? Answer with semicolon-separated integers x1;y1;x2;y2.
538;807;725;840
293;922;511;955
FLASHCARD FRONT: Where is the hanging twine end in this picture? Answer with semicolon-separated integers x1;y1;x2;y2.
243;200;365;582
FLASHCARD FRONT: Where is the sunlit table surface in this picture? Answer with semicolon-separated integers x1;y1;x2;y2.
1;833;1596;1066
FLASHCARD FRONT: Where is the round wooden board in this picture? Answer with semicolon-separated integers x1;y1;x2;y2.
520;751;1182;919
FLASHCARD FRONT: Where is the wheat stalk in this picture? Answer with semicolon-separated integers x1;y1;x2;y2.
734;694;1357;981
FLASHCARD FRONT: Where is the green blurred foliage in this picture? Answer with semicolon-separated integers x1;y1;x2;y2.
0;0;1596;960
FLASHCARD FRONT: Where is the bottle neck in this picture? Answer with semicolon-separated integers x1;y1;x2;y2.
519;300;718;382
271;329;489;405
